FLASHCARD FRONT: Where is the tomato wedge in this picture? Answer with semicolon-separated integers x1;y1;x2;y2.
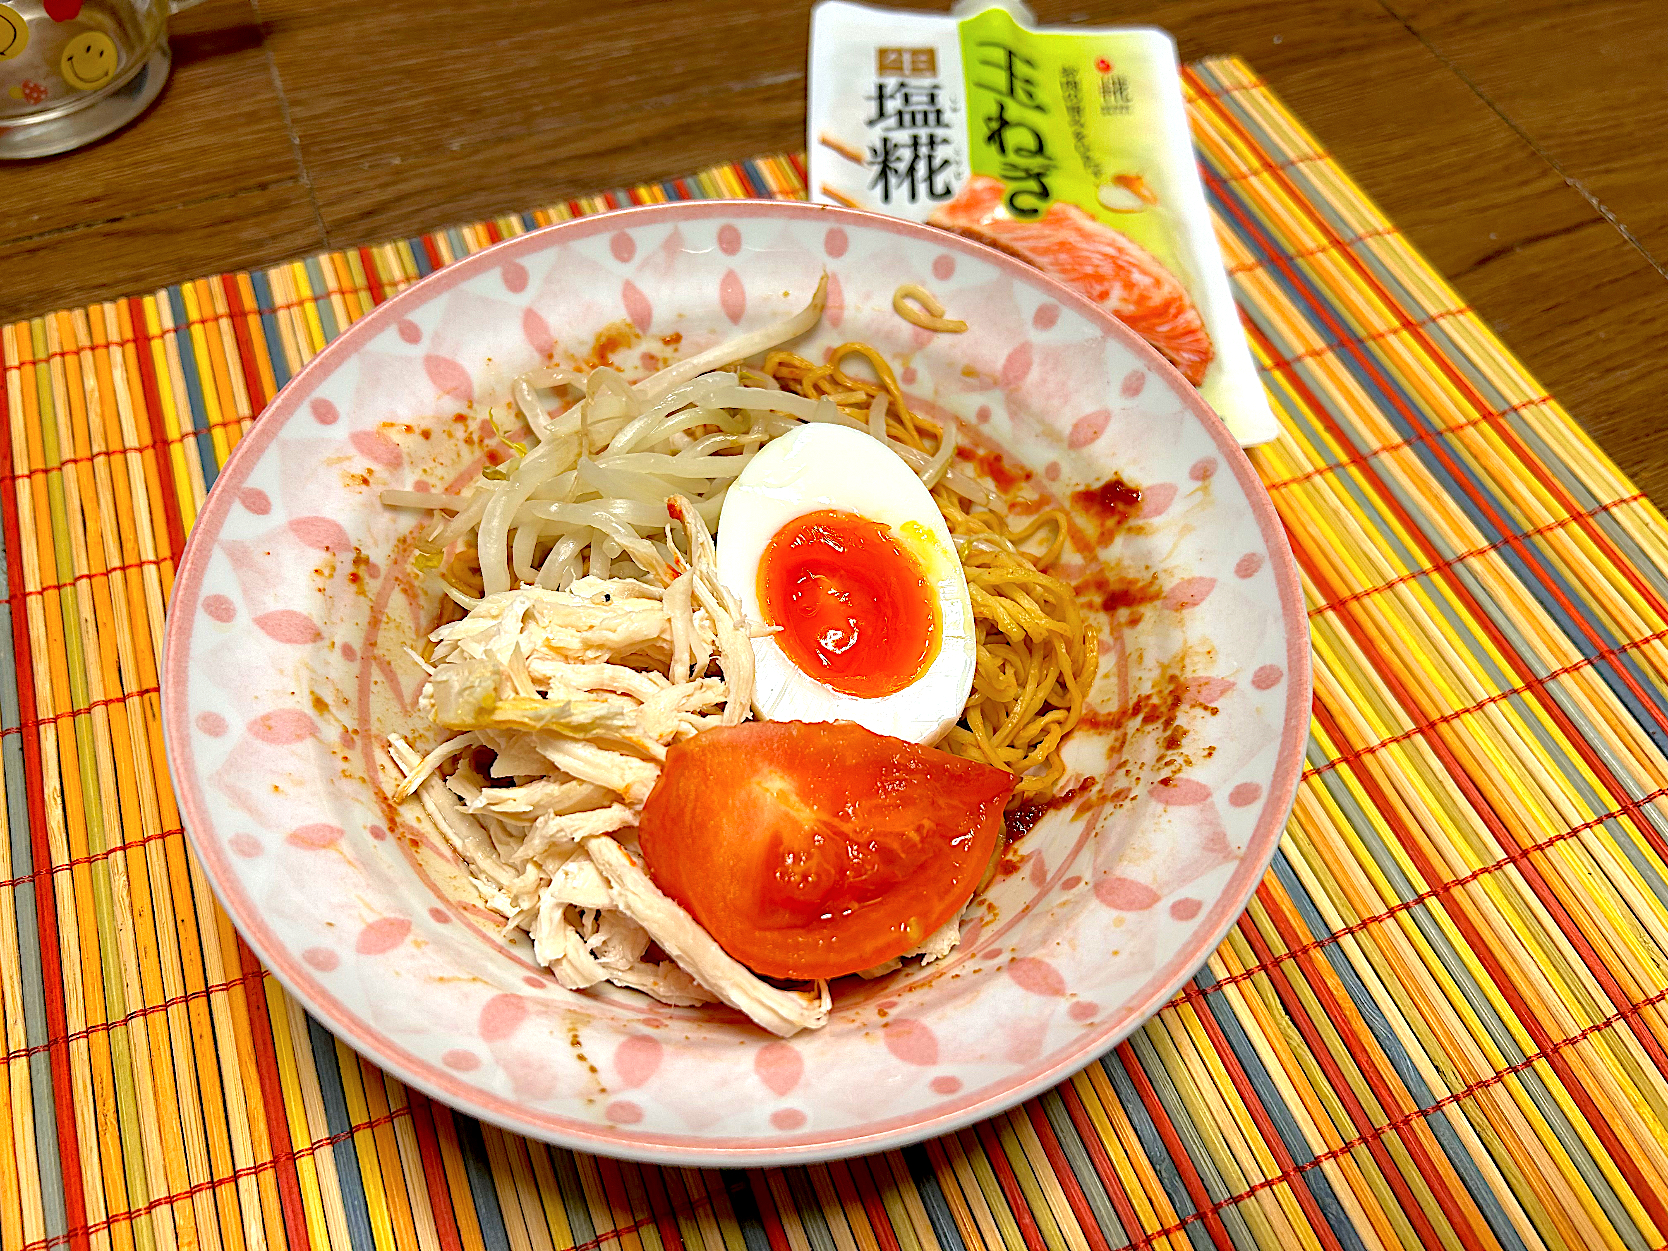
637;720;1014;980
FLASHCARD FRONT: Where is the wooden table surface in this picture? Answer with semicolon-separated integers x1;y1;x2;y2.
3;0;1664;500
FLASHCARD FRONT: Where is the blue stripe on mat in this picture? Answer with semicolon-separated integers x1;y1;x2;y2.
164;286;219;490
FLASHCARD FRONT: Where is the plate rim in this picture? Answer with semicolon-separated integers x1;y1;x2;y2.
161;198;1313;1165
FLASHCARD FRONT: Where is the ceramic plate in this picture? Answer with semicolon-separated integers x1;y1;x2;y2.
162;201;1310;1165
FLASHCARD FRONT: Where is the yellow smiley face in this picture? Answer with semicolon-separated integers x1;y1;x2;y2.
0;4;29;61
59;29;117;90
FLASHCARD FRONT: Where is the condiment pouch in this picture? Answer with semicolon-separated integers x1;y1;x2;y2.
807;0;1275;445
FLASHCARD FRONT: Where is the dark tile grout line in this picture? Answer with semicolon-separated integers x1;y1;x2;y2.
249;0;330;251
1375;0;1668;284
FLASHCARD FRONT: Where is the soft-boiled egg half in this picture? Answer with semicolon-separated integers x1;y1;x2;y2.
715;423;976;744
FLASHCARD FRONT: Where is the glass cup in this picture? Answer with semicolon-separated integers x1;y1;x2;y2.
0;0;205;159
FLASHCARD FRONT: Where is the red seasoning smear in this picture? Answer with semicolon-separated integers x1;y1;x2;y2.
1003;778;1094;845
1069;560;1163;616
1072;475;1142;520
1074;662;1205;790
586;321;642;369
955;444;1032;494
1070;475;1143;545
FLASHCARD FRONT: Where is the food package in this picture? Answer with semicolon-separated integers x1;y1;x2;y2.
807;0;1276;446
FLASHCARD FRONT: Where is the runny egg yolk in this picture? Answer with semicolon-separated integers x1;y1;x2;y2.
757;509;939;699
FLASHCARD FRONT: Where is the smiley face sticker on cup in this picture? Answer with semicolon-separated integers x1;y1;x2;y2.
0;4;29;60
60;29;117;90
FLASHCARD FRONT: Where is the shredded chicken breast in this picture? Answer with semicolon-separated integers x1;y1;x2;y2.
388;496;840;1036
391;468;974;1037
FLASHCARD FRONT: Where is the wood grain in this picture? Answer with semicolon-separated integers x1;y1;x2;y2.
0;182;322;319
1387;0;1668;268
256;0;838;241
1;0;1664;503
0;0;301;248
1378;0;1668;502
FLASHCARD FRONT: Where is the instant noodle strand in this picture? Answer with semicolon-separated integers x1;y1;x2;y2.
762;344;1097;799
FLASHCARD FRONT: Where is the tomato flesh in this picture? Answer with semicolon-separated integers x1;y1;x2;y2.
637;721;1015;979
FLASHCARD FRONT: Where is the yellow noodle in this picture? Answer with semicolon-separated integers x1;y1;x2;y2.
428;342;1098;804
764;345;1099;802
893;284;969;334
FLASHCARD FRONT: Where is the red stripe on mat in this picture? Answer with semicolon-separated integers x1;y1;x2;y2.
0;684;161;741
1215;76;1668;666
18;1108;411;1251
1243;207;1668;1095
1255;306;1471;373
1174;985;1349;1251
125;296;189;560
1303;623;1668;783
1234;162;1668;759
972;1120;1053;1251
0;415;245;489
1263;394;1555;493
1305;493;1643;619
1206;782;1668;999
1245;304;1668;974
405;1091;467;1251
835;1156;907;1251
55;970;1668;1251
0;966;264;1066
1231;889;1459;1248
3;552;174;611
1053;1080;1154;1249
1227;225;1400;276
1262;882;1489;1246
1114;1044;1239;1250
0;345;91;1251
1020;1101;1115;1251
0;824;179;892
633;1159;689;1251
1208;100;1668;1013
744;1171;794;1251
1316;602;1668;1206
220;275;272;416
1141;977;1668;1246
235;937;314;1251
1309;667;1668;1228
359;247;388;307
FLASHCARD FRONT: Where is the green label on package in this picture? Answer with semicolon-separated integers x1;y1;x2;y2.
808;0;1276;445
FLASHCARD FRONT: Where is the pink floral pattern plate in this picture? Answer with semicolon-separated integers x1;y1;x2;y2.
161;201;1310;1165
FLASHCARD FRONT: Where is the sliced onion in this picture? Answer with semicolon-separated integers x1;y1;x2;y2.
920;418;959;489
868;392;889;442
522;365;586;389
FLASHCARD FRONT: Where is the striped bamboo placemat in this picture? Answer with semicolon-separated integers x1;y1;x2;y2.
4;52;1668;1251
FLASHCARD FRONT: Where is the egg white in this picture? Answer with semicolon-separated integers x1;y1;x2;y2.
715;423;976;744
